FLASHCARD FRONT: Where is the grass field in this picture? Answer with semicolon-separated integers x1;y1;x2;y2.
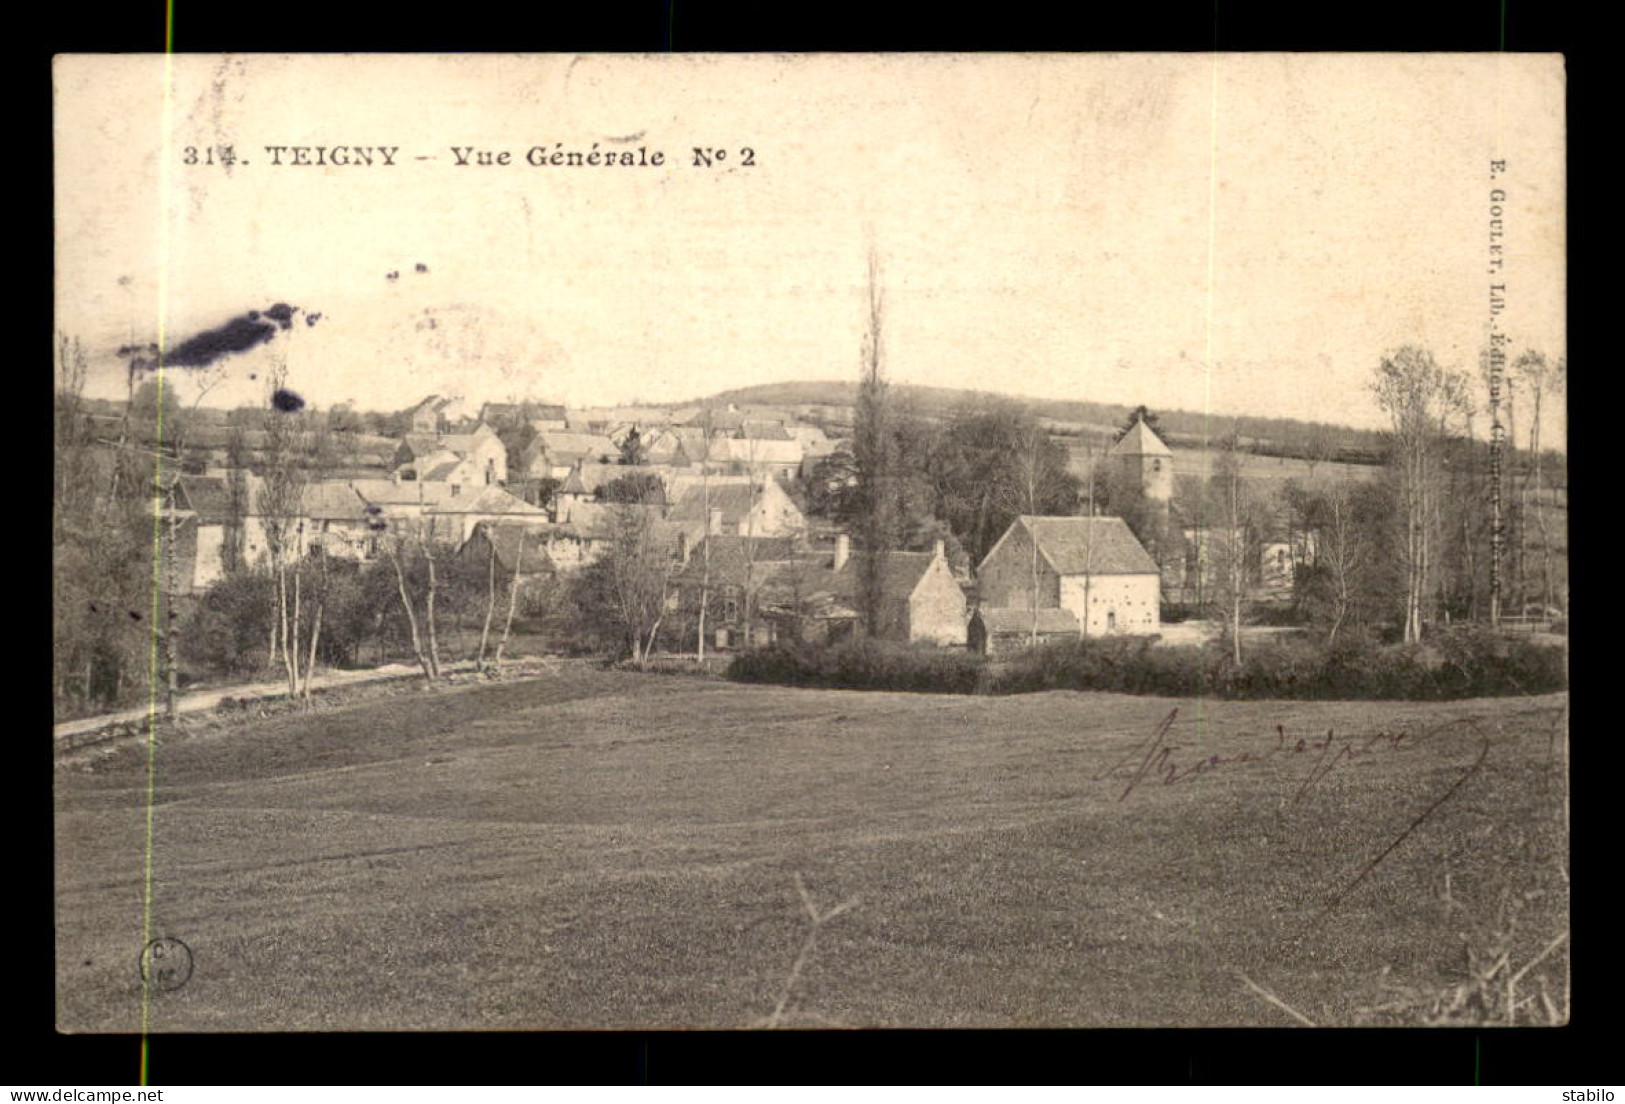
55;667;1568;1030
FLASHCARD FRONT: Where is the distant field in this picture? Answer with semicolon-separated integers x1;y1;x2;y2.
56;669;1567;1029
1067;444;1379;489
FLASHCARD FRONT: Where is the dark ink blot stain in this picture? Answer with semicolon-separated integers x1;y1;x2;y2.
415;263;428;273
263;303;297;329
386;271;399;281
163;303;303;369
271;388;306;413
305;312;323;327
249;373;258;381
129;611;142;621
88;602;100;613
119;342;161;382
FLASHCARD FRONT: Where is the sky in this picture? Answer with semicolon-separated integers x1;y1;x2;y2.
54;54;1566;440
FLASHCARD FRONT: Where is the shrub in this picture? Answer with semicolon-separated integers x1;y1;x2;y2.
727;640;986;694
728;630;1566;702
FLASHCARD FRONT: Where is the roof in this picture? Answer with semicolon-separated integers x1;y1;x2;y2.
740;420;792;441
557;467;588;495
442;486;548;516
576;462;669;498
536;431;619;460
300;481;370;521
421;458;465;482
464;521;557;575
669;482;760;524
832;550;937;603
349;478;454;507
560;500;684;546
973;607;1082;635
1009;516;1161;576
706;438;804;466
176;475;232;524
1109;419;1173;458
644;433;691;463
483;401;564;424
675;535;802;582
399;433;443;458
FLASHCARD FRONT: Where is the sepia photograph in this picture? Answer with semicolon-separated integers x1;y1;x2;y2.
53;52;1567;1032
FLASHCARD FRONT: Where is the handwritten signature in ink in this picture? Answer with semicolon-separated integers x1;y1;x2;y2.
1091;707;1485;806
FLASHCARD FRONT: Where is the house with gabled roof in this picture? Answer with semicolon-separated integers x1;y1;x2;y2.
667;534;805;649
977;515;1161;638
520;430;621;478
405;394;464;434
458;520;558;583
701;436;804;476
667;476;805;541
829;540;968;645
395;421;507;487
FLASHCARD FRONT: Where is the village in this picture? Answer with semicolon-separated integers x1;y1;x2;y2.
145;391;1322;664
52;335;1570;727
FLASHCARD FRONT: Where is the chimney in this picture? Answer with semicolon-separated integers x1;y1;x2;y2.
834;533;851;572
933;538;946;562
708;507;724;536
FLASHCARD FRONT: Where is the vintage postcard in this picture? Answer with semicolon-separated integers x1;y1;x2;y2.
54;53;1566;1031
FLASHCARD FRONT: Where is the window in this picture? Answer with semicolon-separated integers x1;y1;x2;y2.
1107;610;1117;632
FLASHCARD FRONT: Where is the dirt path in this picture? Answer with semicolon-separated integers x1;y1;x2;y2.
52;661;462;741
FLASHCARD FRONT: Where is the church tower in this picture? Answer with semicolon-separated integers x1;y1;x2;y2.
1108;416;1174;505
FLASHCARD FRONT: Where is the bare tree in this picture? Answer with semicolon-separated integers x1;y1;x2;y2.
257;365;310;693
1317;482;1366;644
603;484;678;666
695;409;716;659
852;246;891;638
387;529;436;682
1001;421;1072;646
1370;347;1467;643
1208;434;1258;664
476;532;499;668
491;528;532;669
423;537;444;679
1515;350;1563;614
1302;424;1338;480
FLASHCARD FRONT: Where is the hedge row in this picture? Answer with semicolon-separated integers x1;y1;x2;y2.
727;639;988;694
726;627;1566;701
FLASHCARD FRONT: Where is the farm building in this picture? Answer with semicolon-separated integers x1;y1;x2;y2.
977;515;1161;637
458;521;558;588
967;607;1084;655
808;537;968;646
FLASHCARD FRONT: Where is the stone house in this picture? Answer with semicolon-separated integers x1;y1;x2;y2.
394;422;508;487
667;476;806;542
977;515;1161;637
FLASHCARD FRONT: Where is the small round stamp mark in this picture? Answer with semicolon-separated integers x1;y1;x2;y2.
139;937;193;992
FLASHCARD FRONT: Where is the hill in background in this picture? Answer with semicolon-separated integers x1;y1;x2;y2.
684;380;1390;466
